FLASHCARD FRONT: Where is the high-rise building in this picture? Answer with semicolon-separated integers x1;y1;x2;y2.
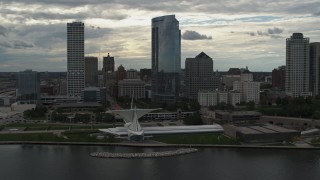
272;65;286;90
310;42;320;96
151;15;181;103
103;53;115;87
67;22;85;97
103;53;115;73
185;52;215;100
285;33;311;97
16;69;40;104
85;57;98;87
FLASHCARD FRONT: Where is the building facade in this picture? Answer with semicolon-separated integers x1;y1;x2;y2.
67;22;85;97
233;71;260;104
151;15;181;103
103;53;115;73
85;56;98;87
118;79;145;99
285;33;311;97
126;69;138;79
272;66;286;90
81;87;106;105
310;42;320;96
16;69;40;104
185;52;215;100
116;65;127;81
198;90;240;107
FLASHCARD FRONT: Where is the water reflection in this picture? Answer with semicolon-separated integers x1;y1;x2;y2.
0;145;319;180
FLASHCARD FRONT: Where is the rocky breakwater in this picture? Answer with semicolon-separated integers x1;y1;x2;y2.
90;148;199;159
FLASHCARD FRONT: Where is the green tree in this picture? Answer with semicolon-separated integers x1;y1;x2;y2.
190;101;201;111
183;113;203;125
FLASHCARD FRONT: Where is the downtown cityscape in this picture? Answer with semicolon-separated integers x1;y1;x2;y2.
0;0;320;180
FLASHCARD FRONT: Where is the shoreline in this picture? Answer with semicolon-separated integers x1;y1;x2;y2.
0;141;319;150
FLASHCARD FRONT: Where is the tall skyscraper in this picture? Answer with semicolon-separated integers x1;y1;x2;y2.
151;15;181;103
185;52;215;100
85;56;98;87
67;22;85;97
310;43;320;96
16;69;40;104
285;33;311;97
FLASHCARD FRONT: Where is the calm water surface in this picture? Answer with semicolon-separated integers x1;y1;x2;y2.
0;145;319;180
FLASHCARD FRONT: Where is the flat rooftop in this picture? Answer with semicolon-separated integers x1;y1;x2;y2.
235;124;299;135
100;125;224;136
216;111;261;116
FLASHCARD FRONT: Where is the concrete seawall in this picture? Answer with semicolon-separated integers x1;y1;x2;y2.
90;148;198;159
0;141;320;150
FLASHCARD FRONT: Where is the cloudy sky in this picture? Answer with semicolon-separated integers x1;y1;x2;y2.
0;0;319;72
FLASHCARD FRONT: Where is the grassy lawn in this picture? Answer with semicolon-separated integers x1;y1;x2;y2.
49;126;71;130
151;133;240;145
4;123;117;131
0;133;64;142
26;127;49;131
6;123;51;127
62;130;121;143
71;126;93;130
0;130;121;143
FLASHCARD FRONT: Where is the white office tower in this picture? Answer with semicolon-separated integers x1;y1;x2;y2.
67;22;85;98
285;33;311;97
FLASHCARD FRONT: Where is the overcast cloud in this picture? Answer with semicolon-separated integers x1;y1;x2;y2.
0;0;319;71
182;30;212;40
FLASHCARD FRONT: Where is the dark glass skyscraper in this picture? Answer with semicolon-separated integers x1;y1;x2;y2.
151;15;181;103
16;69;40;104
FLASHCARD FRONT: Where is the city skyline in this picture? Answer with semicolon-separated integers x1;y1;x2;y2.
0;0;320;72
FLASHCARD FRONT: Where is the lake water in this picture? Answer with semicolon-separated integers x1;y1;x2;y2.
0;145;319;180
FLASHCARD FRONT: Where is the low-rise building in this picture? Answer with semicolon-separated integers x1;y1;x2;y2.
215;110;261;124
81;87;106;105
56;102;102;112
140;111;194;121
224;124;300;143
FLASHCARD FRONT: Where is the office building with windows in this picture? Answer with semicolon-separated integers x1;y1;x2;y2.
310;42;320;96
67;22;85;97
16;69;40;104
85;56;98;87
285;33;311;97
151;15;181;103
185;52;215;100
